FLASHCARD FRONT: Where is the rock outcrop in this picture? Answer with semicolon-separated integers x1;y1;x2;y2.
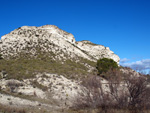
0;25;122;112
0;25;120;63
76;40;119;63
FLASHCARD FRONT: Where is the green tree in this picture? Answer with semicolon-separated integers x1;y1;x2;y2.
96;58;118;76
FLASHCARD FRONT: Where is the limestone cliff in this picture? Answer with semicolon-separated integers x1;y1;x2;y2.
0;25;120;63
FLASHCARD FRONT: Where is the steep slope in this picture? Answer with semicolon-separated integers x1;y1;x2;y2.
0;25;120;63
0;25;121;81
76;40;119;63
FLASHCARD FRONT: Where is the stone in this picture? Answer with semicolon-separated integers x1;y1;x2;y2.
0;25;120;63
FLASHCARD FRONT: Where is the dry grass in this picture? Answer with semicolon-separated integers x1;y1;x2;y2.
0;55;95;80
0;104;26;113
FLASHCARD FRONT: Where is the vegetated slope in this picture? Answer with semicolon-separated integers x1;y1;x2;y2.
1;25;147;113
0;25;119;79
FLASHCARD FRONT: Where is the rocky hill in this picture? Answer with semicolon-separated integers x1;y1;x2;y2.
0;25;120;63
0;25;125;113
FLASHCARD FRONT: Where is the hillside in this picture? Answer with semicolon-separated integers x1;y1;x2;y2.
1;25;148;113
0;25;119;62
0;25;119;79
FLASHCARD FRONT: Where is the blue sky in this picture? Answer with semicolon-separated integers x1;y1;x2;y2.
0;0;150;73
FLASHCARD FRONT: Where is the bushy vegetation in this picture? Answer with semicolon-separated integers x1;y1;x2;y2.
96;58;118;78
74;69;150;113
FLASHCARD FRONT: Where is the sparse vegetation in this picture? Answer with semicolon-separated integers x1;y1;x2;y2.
79;40;98;46
7;81;23;93
0;103;54;113
0;104;26;113
0;54;95;80
73;68;150;113
32;80;48;91
0;24;125;113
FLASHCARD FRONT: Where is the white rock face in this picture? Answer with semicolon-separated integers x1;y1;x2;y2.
0;93;40;106
76;40;120;63
0;25;120;63
34;73;85;106
0;79;46;99
0;73;86;107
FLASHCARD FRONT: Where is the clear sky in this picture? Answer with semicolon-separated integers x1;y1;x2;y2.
0;0;150;73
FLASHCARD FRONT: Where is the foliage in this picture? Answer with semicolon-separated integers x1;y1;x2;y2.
96;58;118;77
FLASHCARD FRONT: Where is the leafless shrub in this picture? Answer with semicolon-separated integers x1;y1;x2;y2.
107;69;150;110
124;75;150;109
106;69;128;109
73;68;150;112
7;80;23;93
74;75;111;110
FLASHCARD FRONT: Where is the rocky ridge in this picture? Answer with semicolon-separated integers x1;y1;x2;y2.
0;25;120;63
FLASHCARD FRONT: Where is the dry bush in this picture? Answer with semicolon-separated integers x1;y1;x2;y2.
73;69;150;112
73;75;111;111
106;69;128;108
7;81;23;93
124;75;150;109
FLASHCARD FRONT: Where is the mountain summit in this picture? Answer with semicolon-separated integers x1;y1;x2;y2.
0;25;120;63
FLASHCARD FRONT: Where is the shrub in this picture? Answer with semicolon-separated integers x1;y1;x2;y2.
96;58;118;77
73;69;150;112
0;54;2;59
